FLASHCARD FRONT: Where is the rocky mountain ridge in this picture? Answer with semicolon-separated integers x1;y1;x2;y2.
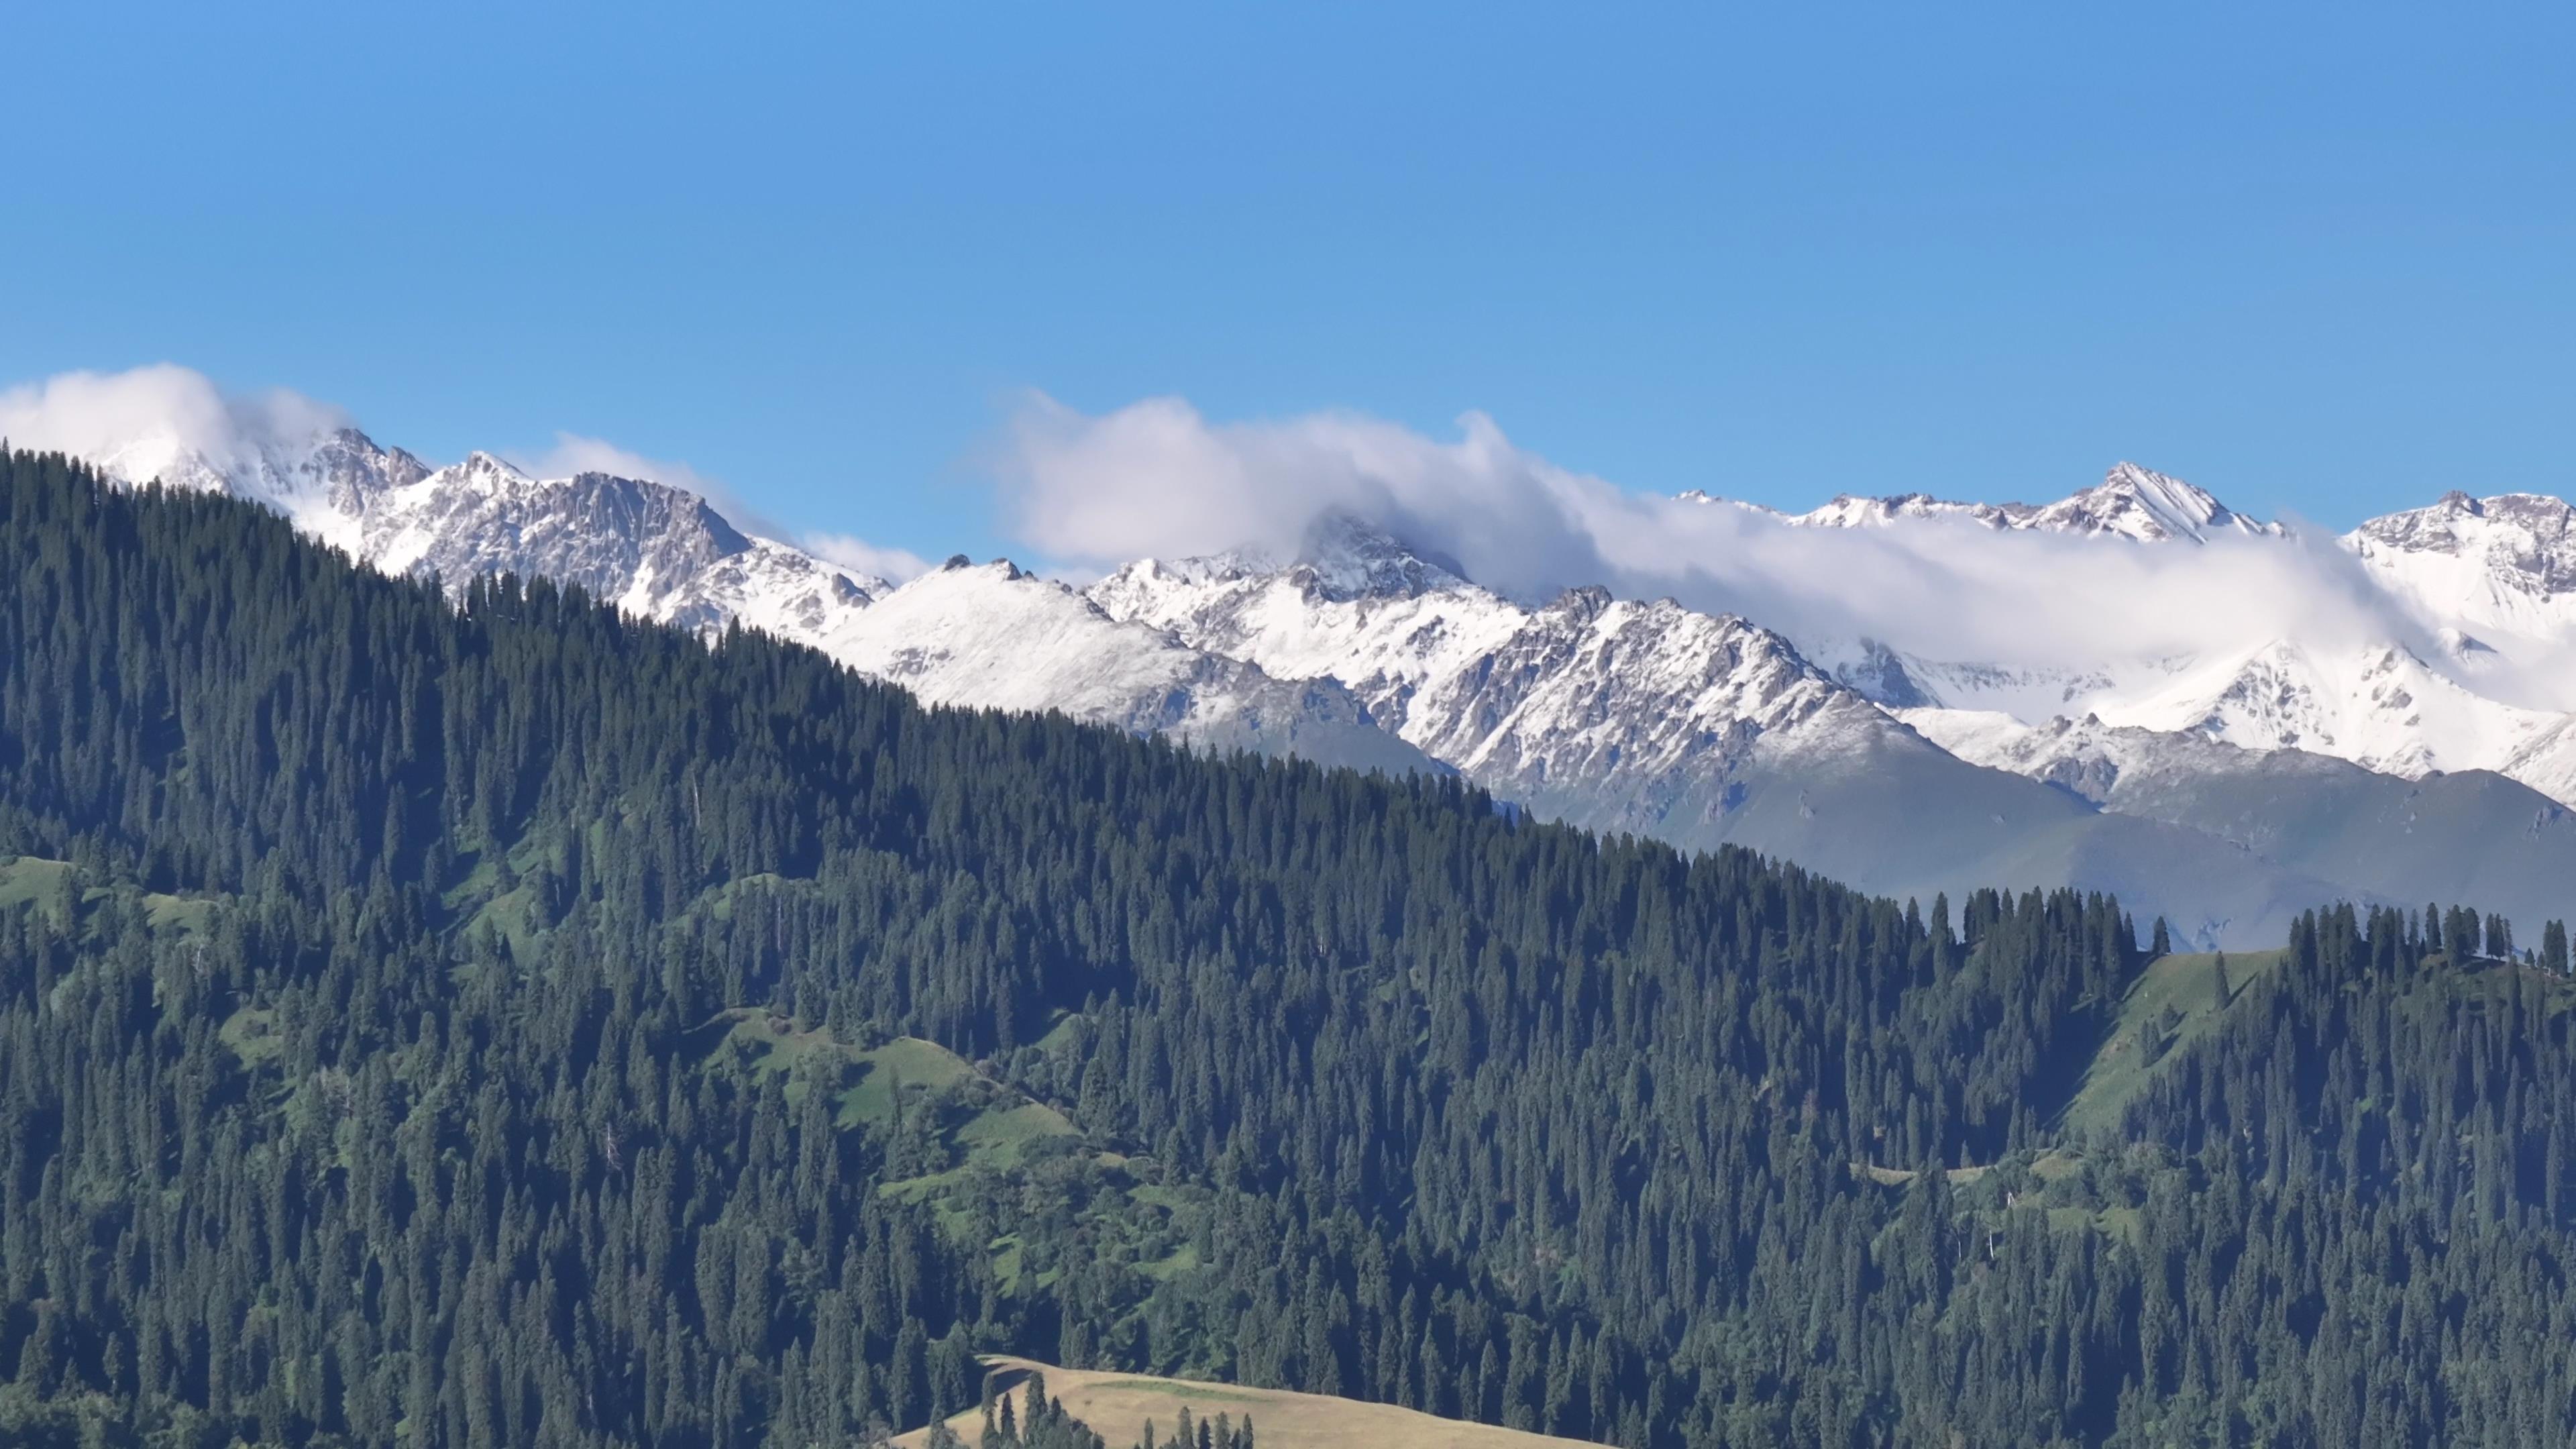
1684;461;2283;543
62;419;2576;944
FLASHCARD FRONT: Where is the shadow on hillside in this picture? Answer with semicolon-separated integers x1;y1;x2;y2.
978;1360;1040;1405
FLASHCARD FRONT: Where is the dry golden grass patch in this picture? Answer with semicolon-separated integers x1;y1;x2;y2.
897;1356;1603;1449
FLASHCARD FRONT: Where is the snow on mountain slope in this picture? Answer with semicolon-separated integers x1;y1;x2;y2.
1882;633;2576;809
1675;463;2576;809
1851;635;2548;786
57;400;2576;936
1898;707;2576;938
2097;638;2540;775
89;426;1432;775
2021;462;2282;543
2346;491;2576;655
90;419;436;528
2500;716;2576;812
1086;520;1886;792
1874;605;2576;807
807;557;1432;772
1686;462;2282;542
344;449;896;635
1088;519;2368;945
1906;707;2387;810
95;428;899;639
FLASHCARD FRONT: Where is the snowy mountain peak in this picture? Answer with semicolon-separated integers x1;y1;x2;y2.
2345;489;2576;654
2350;490;2576;587
806;551;1437;775
444;450;536;490
1797;492;2031;531
1289;511;1471;601
2029;462;2275;543
1692;462;2275;543
2393;488;2576;526
298;427;433;510
1087;513;1471;609
1543;583;1618;622
76;422;442;531
1673;486;2020;531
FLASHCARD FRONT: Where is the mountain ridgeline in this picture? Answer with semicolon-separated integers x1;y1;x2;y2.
70;418;2576;951
3;449;2576;1447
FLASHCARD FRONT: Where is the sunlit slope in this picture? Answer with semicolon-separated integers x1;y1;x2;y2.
2061;949;2290;1138
898;1358;1603;1449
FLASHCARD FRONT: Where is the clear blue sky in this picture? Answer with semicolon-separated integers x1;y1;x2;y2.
5;2;2570;561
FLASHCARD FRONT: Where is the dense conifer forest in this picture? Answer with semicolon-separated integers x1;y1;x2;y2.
3;447;2576;1446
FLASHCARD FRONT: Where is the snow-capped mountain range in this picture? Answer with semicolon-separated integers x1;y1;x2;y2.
1685;461;2283;543
1676;464;2576;804
53;420;2576;947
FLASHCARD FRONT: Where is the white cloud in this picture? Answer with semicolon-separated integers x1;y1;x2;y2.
997;392;1607;596
994;391;2470;686
800;531;931;584
0;364;352;480
1;365;934;588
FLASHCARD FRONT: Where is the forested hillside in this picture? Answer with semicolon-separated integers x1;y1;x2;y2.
3;449;2576;1448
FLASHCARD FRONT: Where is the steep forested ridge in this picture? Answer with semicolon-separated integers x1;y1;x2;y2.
1;449;2573;1448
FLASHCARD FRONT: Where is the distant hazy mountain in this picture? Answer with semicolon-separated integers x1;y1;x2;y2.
1907;709;2576;941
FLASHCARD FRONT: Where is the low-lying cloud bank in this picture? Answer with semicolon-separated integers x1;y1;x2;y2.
996;392;2508;690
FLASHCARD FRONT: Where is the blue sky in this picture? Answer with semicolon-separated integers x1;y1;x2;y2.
5;2;2570;563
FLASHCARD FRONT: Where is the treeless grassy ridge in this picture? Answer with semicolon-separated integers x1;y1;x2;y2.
897;1358;1605;1449
2060;948;2287;1137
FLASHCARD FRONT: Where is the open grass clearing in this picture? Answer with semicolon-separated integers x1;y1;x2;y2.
897;1357;1605;1449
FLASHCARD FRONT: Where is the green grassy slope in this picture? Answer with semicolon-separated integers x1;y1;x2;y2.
2060;949;2286;1138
